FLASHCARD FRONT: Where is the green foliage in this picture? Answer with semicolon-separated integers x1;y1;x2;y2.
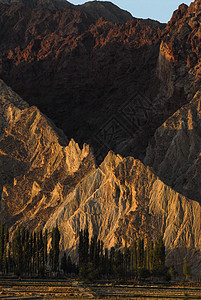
78;230;168;280
0;223;169;281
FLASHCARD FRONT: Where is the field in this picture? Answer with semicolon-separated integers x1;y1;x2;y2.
0;279;201;299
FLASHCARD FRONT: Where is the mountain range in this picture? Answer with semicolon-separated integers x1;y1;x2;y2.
0;0;201;275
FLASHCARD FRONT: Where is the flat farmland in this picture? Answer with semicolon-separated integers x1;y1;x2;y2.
0;279;201;299
0;279;90;299
87;281;201;299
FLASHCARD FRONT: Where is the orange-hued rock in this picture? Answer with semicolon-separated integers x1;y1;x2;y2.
44;150;201;274
0;79;96;231
0;80;200;274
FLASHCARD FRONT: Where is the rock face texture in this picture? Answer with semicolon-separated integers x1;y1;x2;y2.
45;150;201;274
0;80;200;274
0;79;96;232
156;1;201;107
145;91;201;204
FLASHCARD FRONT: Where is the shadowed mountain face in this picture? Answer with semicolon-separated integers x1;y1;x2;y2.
1;1;201;163
77;1;132;24
0;1;166;162
0;0;132;23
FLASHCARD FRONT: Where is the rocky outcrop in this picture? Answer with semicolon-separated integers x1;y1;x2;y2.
156;0;201;108
0;1;201;275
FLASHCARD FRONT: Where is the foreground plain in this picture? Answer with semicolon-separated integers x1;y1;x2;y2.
0;279;201;299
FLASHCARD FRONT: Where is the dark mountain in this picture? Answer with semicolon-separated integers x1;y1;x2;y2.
77;1;132;24
0;0;132;23
0;0;164;162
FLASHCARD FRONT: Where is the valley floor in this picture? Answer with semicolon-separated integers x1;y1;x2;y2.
0;279;201;299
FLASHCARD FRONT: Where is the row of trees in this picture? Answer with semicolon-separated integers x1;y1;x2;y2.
0;224;60;276
0;224;192;280
78;228;167;280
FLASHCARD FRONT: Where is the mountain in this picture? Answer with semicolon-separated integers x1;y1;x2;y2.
45;150;201;274
0;0;132;23
0;0;201;275
0;79;200;274
144;90;201;204
1;1;201;163
2;0;200;163
0;79;96;232
144;0;201;202
0;0;164;162
77;1;132;24
0;0;73;9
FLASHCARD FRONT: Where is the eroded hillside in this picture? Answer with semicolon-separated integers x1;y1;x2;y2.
0;80;200;274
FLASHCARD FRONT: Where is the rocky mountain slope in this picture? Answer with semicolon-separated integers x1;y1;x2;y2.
45;150;201;274
0;0;201;275
145;90;201;204
0;79;200;274
0;79;96;232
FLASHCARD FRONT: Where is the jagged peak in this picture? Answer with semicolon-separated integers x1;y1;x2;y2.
99;150;123;175
0;79;28;110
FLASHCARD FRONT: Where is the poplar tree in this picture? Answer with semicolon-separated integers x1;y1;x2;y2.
51;225;60;273
44;229;48;275
0;224;4;271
